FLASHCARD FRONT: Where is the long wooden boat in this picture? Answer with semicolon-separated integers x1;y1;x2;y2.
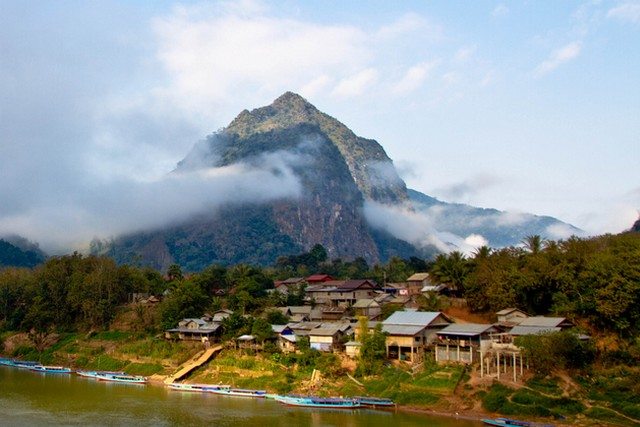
208;388;267;398
482;418;554;427
29;365;73;374
354;396;395;407
276;396;361;408
11;360;40;369
95;372;147;384
76;370;125;379
168;383;231;393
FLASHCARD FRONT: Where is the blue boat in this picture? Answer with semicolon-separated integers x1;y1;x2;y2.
168;383;231;393
275;395;361;408
29;365;73;374
95;372;147;384
482;418;554;427
12;360;40;369
354;396;395;408
76;370;125;379
208;388;267;398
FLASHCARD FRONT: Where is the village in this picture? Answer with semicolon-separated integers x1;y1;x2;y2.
162;272;583;384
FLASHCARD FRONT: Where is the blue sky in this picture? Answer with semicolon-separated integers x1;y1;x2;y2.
0;0;638;252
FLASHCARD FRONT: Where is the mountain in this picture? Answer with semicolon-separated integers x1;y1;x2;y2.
407;190;582;248
632;216;640;232
104;92;579;271
0;235;47;268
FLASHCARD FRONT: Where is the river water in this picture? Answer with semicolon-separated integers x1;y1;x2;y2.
0;365;482;426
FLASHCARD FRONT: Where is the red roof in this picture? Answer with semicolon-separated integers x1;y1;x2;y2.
306;274;334;283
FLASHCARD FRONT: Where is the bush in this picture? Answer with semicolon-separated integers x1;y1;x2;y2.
483;383;512;412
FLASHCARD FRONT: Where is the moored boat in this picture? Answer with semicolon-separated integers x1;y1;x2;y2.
354;396;395;407
275;395;361;408
482;418;554;427
169;383;231;393
29;365;73;374
12;360;40;369
76;370;125;379
95;372;147;384
208;388;267;398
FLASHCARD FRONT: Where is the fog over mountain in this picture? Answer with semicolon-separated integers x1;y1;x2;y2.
98;93;581;271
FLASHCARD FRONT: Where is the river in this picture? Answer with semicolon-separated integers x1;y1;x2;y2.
0;365;483;426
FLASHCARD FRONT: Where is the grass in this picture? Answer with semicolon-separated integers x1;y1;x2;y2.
577;366;640;421
118;338;194;364
125;362;164;376
482;382;584;419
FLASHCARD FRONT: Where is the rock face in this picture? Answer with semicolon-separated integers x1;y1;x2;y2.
104;92;580;271
632;216;640;232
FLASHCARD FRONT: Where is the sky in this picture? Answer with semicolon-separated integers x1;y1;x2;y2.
0;0;639;253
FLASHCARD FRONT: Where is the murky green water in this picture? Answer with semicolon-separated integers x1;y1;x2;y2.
0;365;482;426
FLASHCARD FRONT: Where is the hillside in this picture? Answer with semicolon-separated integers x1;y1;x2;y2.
0;236;46;268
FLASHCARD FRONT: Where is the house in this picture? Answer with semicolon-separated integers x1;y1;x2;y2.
306;274;334;284
508;317;574;336
272;325;297;353
274;277;306;295
321;306;348;321
381;311;453;363
496;308;529;326
353;299;381;319
421;284;449;295
277;306;312;322
305;279;381;307
435;323;501;364
236;334;257;350
211;309;234;323
308;323;351;352
406;273;435;295
345;341;361;358
164;318;222;342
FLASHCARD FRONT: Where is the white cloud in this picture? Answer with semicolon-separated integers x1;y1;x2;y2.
299;75;333;98
464;234;489;249
492;4;509;18
0;148;304;254
376;12;431;39
545;223;578;240
534;41;582;77
331;68;379;98
607;2;640;24
392;61;438;94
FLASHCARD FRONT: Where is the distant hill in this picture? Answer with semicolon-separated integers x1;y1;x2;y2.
104;92;579;271
632;216;640;232
0;236;47;268
408;189;582;248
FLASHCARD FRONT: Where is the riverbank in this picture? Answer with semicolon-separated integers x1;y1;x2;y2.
1;330;636;427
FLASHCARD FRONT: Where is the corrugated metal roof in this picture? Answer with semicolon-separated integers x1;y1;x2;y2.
382;324;426;336
353;299;378;308
407;273;430;282
437;323;498;336
517;317;566;327
496;307;523;315
509;325;561;336
383;311;447;327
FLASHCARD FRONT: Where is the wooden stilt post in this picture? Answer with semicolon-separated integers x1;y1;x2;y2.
480;349;484;377
497;352;500;379
520;352;523;375
513;352;517;382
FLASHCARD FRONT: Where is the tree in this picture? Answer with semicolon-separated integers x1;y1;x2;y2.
160;280;209;329
166;264;184;282
251;318;274;343
355;317;387;377
265;309;289;325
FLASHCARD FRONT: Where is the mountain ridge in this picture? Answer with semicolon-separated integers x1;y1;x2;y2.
104;92;579;271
